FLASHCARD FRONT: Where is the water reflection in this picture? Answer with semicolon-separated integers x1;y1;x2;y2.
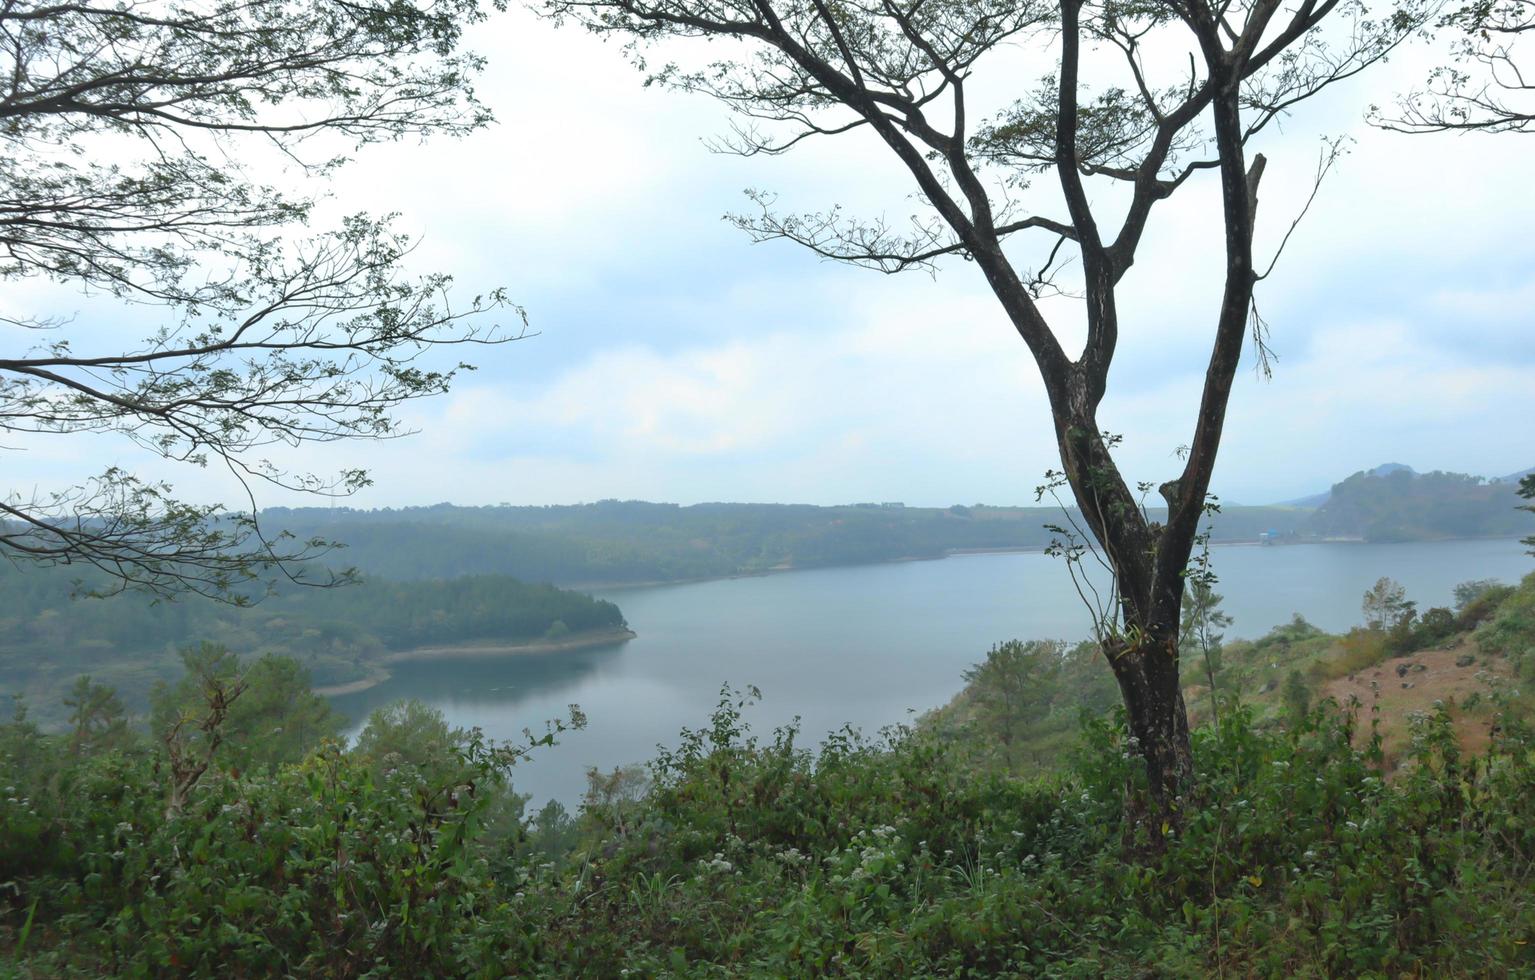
329;641;629;728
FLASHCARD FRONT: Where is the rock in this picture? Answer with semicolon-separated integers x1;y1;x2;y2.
1396;663;1411;678
1401;682;1414;689
1456;654;1476;668
1411;662;1427;673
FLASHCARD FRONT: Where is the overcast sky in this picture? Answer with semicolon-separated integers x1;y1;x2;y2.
12;9;1535;510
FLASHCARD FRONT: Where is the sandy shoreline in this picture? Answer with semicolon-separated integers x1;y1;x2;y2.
312;627;637;698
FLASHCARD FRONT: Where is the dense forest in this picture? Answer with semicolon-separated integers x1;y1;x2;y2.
254;465;1529;586
4;572;1534;974
1307;468;1531;542
0;564;627;728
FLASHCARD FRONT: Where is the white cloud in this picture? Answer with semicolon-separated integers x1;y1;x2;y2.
8;9;1535;514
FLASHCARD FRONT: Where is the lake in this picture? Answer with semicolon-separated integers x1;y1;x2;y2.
329;538;1532;807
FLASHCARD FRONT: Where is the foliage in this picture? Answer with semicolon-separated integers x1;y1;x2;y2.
1306;468;1529;542
0;0;516;601
1522;474;1535;555
1477;572;1535;688
1382;0;1535;132
960;640;1065;767
1455;578;1507;611
255;498;1319;586
149;645;343;771
6;656;1535;975
1181;577;1235;721
0;563;626;727
354;699;470;774
1362;576;1414;631
1327;628;1392;678
1281;669;1312;718
931;639;1118;772
62;677;131;757
1216;615;1333;701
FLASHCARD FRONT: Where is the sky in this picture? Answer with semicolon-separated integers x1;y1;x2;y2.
8;8;1535;511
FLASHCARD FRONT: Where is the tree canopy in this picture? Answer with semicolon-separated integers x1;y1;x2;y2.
1383;0;1534;132
0;0;518;601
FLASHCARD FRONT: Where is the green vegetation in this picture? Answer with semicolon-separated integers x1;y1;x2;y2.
0;0;512;603
5;618;1535;975
1307;468;1530;542
0;564;627;728
260;499;1318;586
5;562;1535;975
244;467;1531;589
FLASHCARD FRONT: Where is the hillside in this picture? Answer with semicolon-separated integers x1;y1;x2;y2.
1304;467;1528;541
0;564;628;728
260;499;1314;586
927;572;1535;776
243;464;1531;588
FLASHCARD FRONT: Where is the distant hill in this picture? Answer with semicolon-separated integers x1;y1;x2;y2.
1277;462;1533;511
1279;463;1417;507
260;499;1313;587
1278;490;1332;508
1302;467;1528;542
246;465;1533;587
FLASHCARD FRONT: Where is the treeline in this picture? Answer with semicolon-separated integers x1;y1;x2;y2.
1306;468;1530;542
255;469;1531;587
0;563;625;727
263;499;1315;586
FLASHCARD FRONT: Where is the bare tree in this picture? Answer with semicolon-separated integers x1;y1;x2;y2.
1;0;519;602
162;660;249;817
545;0;1428;804
1380;0;1533;131
1361;575;1412;630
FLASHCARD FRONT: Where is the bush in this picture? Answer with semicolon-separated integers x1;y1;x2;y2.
9;674;1535;976
1323;628;1390;678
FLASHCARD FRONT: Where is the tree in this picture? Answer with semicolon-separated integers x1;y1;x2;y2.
1281;669;1311;719
354;699;468;773
64;675;131;755
961;639;1065;765
1381;0;1533;132
1454;577;1506;610
546;0;1427;803
157;647;250;816
1180;579;1233;723
1362;575;1412;630
151;645;342;769
1521;474;1535;555
1;0;518;602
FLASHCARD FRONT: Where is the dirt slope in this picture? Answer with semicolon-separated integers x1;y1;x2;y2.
1323;639;1510;766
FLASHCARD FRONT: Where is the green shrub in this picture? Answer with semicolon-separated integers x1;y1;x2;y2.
9;673;1535;976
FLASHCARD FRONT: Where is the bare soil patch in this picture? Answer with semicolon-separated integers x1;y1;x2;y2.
1323;639;1510;766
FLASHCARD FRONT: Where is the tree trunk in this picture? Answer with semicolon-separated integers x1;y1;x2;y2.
1105;629;1194;809
1052;412;1197;808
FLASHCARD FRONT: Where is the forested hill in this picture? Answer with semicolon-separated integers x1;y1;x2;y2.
0;564;627;725
1306;468;1529;542
262;500;1314;586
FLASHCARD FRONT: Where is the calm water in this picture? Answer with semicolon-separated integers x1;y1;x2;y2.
330;538;1532;806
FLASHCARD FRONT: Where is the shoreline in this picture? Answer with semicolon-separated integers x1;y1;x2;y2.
580;535;1518;593
312;627;637;698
